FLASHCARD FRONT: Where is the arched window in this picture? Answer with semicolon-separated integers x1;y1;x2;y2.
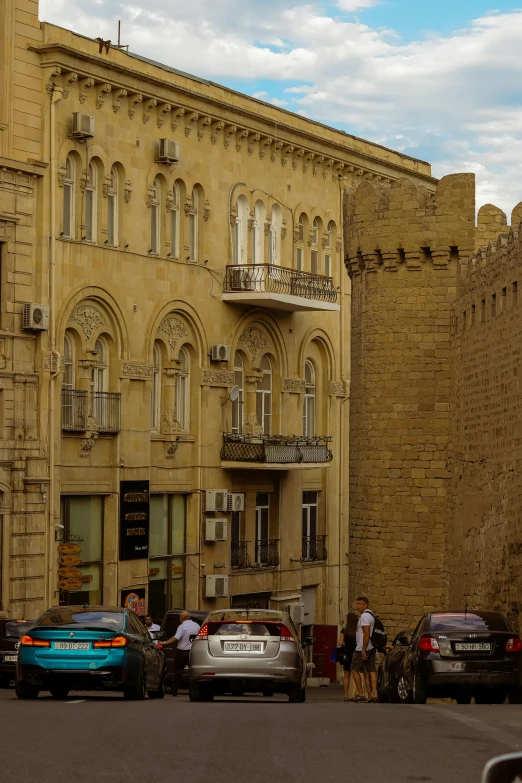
234;195;249;265
268;205;281;265
62;332;76;429
151;342;161;430
256;355;272;435
63;155;75;239
107;166;118;247
170;182;180;259
85;161;97;242
296;213;305;271
189;188;198;262
311;218;319;275
231;352;244;434
325;221;333;277
92;337;108;429
303;361;316;436
63;333;75;391
253;200;266;265
176;347;190;430
150;178;160;254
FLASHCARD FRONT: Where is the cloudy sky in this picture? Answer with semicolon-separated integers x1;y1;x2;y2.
40;0;522;215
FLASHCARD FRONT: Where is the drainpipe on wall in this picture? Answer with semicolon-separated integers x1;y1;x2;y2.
338;176;347;627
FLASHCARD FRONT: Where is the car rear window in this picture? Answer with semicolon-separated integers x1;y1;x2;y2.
206;610;283;623
430;613;509;632
5;621;33;637
35;609;124;631
209;622;281;637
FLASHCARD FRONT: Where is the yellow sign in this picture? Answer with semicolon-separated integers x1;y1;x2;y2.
58;555;82;567
57;543;82;555
58;567;82;579
58;578;83;591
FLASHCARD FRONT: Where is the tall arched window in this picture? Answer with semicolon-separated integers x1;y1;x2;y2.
150;178;160;254
62;333;76;429
176;347;190;430
268;205;281;265
256;355;272;435
253;200;266;265
303;361;316;436
107;166;118;248
234;195;249;265
311;218;319;274
325;221;333;277
92;337;108;429
85;161;97;243
189;188;198;262
296;213;305;271
232;352;244;434
64;333;75;391
151;343;161;430
63;155;75;239
170;183;180;259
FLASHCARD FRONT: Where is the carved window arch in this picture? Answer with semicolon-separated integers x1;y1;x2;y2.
170;182;180;259
253;200;266;265
107;165;119;248
63;155;75;239
150;177;161;255
232;351;244;434
256;354;272;435
151;342;162;430
234;194;249;265
85;160;98;243
176;347;190;430
303;360;316;436
268;204;282;265
188;187;199;262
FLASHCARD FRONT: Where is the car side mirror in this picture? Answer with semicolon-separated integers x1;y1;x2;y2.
395;636;409;647
152;631;165;640
482;753;522;783
304;636;315;646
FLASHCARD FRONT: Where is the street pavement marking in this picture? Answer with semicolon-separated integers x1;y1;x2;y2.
424;704;522;750
66;699;86;704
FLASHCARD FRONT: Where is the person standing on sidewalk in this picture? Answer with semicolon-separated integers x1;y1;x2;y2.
351;597;378;703
164;610;201;696
339;612;358;701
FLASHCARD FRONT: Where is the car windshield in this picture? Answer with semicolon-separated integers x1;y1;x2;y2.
430;613;509;632
5;621;33;637
210;622;276;636
35;609;124;631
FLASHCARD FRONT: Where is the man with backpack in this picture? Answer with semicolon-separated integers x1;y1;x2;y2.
351;596;385;703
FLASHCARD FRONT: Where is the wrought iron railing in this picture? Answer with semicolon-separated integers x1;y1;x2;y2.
224;264;337;304
255;539;280;568
61;389;88;431
231;541;251;570
302;535;328;562
222;434;333;464
93;392;121;433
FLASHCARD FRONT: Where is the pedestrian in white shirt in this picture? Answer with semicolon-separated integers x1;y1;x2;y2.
350;596;378;702
144;614;161;644
164;610;201;696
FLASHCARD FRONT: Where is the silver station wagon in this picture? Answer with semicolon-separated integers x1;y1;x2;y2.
188;609;307;702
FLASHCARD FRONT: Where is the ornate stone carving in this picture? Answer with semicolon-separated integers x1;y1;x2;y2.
79;77;95;104
203;200;211;222
224;124;237;148
171;107;185;131
330;381;347;397
229;207;237;227
165;441;179;459
245;374;262;392
128;93;143;119
308;229;314;247
57;162;67;188
122;363;154;378
79;437;96;458
163;410;185;434
146;185;156;208
86;409;99;431
238;326;271;361
62;71;78;99
79;359;98;370
201;370;235;386
264;220;271;236
313;155;325;177
211;120;225;144
102;176;112;198
292;148;305;170
184;198;192;216
281;220;287;241
303;152;315;174
259;136;273;160
333;162;345;181
143;97;157;123
323;159;335;180
112;88;127;114
157;102;172;128
79;168;88;193
321;233;329;250
45;66;62;95
335;239;342;252
243;413;262;435
271;141;283;162
236;129;249;152
43;353;65;372
96;82;112;109
281;145;294;167
70;306;104;340
197;116;212;141
158;316;189;351
124;181;132;203
248;133;260;156
185;112;199;137
283;378;306;393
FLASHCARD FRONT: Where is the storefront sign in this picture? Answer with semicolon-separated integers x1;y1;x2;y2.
58;555;82;567
119;480;150;560
58;578;83;591
121;589;146;617
58;567;82;579
57;543;82;555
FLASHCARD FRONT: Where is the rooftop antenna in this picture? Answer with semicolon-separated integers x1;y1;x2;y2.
114;20;129;52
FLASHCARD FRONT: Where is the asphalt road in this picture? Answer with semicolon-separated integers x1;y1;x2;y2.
1;686;522;783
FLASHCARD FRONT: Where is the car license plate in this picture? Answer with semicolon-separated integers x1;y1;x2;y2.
455;642;491;651
223;642;263;653
53;642;90;650
4;655;17;662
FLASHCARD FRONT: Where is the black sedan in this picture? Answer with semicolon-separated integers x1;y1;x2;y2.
378;610;522;704
0;620;34;687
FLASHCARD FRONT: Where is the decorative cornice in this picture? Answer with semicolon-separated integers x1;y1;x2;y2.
293;148;305;170
211;120;225;145
224;124;237;149
143;97;157;123
171;106;185;131
96;82;111;109
62;71;78;98
201;370;235;386
197;115;212;141
283;378;306;393
271;140;283;163
157;102;172;128
259;136;272;160
78;76;95;104
128;92;143;119
236;129;249;152
248;132;260;156
122;363;154;379
112;87;127;114
185;111;199;137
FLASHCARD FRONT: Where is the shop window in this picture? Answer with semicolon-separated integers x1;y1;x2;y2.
149;494;186;619
60;496;104;605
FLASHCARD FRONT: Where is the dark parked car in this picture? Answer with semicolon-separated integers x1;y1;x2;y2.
159;609;207;691
0;620;34;687
378;611;521;704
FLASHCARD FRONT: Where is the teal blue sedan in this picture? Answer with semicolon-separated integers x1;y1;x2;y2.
16;606;165;700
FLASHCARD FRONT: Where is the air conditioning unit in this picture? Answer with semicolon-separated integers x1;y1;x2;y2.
205;489;228;512
211;344;231;363
205;574;229;598
22;303;49;331
205;518;228;542
158;138;180;163
227;493;245;512
71;112;95;139
230;269;249;290
284;603;305;625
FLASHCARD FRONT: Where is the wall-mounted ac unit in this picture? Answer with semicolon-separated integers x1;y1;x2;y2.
205;518;228;542
205;489;228;512
284;603;305;625
230;269;249;290
158;138;180;163
210;344;231;362
227;493;245;512
71;112;95;139
205;574;229;598
22;303;49;331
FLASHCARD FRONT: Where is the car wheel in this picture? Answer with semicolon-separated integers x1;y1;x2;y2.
475;689;507;705
508;687;522;704
189;682;202;702
288;684;304;703
455;694;472;704
15;679;39;700
50;686;70;699
397;674;412;703
377;671;389;703
124;663;146;701
388;672;400;703
412;672;427;704
147;676;166;700
0;675;11;689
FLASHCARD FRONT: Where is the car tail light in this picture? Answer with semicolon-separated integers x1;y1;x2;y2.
93;635;129;649
280;625;296;642
419;636;439;652
506;637;522;652
157;642;163;651
196;624;208;639
20;635;50;648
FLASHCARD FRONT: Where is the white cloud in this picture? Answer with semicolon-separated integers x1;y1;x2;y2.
38;0;522;214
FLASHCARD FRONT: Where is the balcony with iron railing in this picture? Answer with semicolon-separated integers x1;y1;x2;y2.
222;264;340;312
61;389;121;434
231;541;252;570
255;539;280;568
222;434;333;470
302;535;328;562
